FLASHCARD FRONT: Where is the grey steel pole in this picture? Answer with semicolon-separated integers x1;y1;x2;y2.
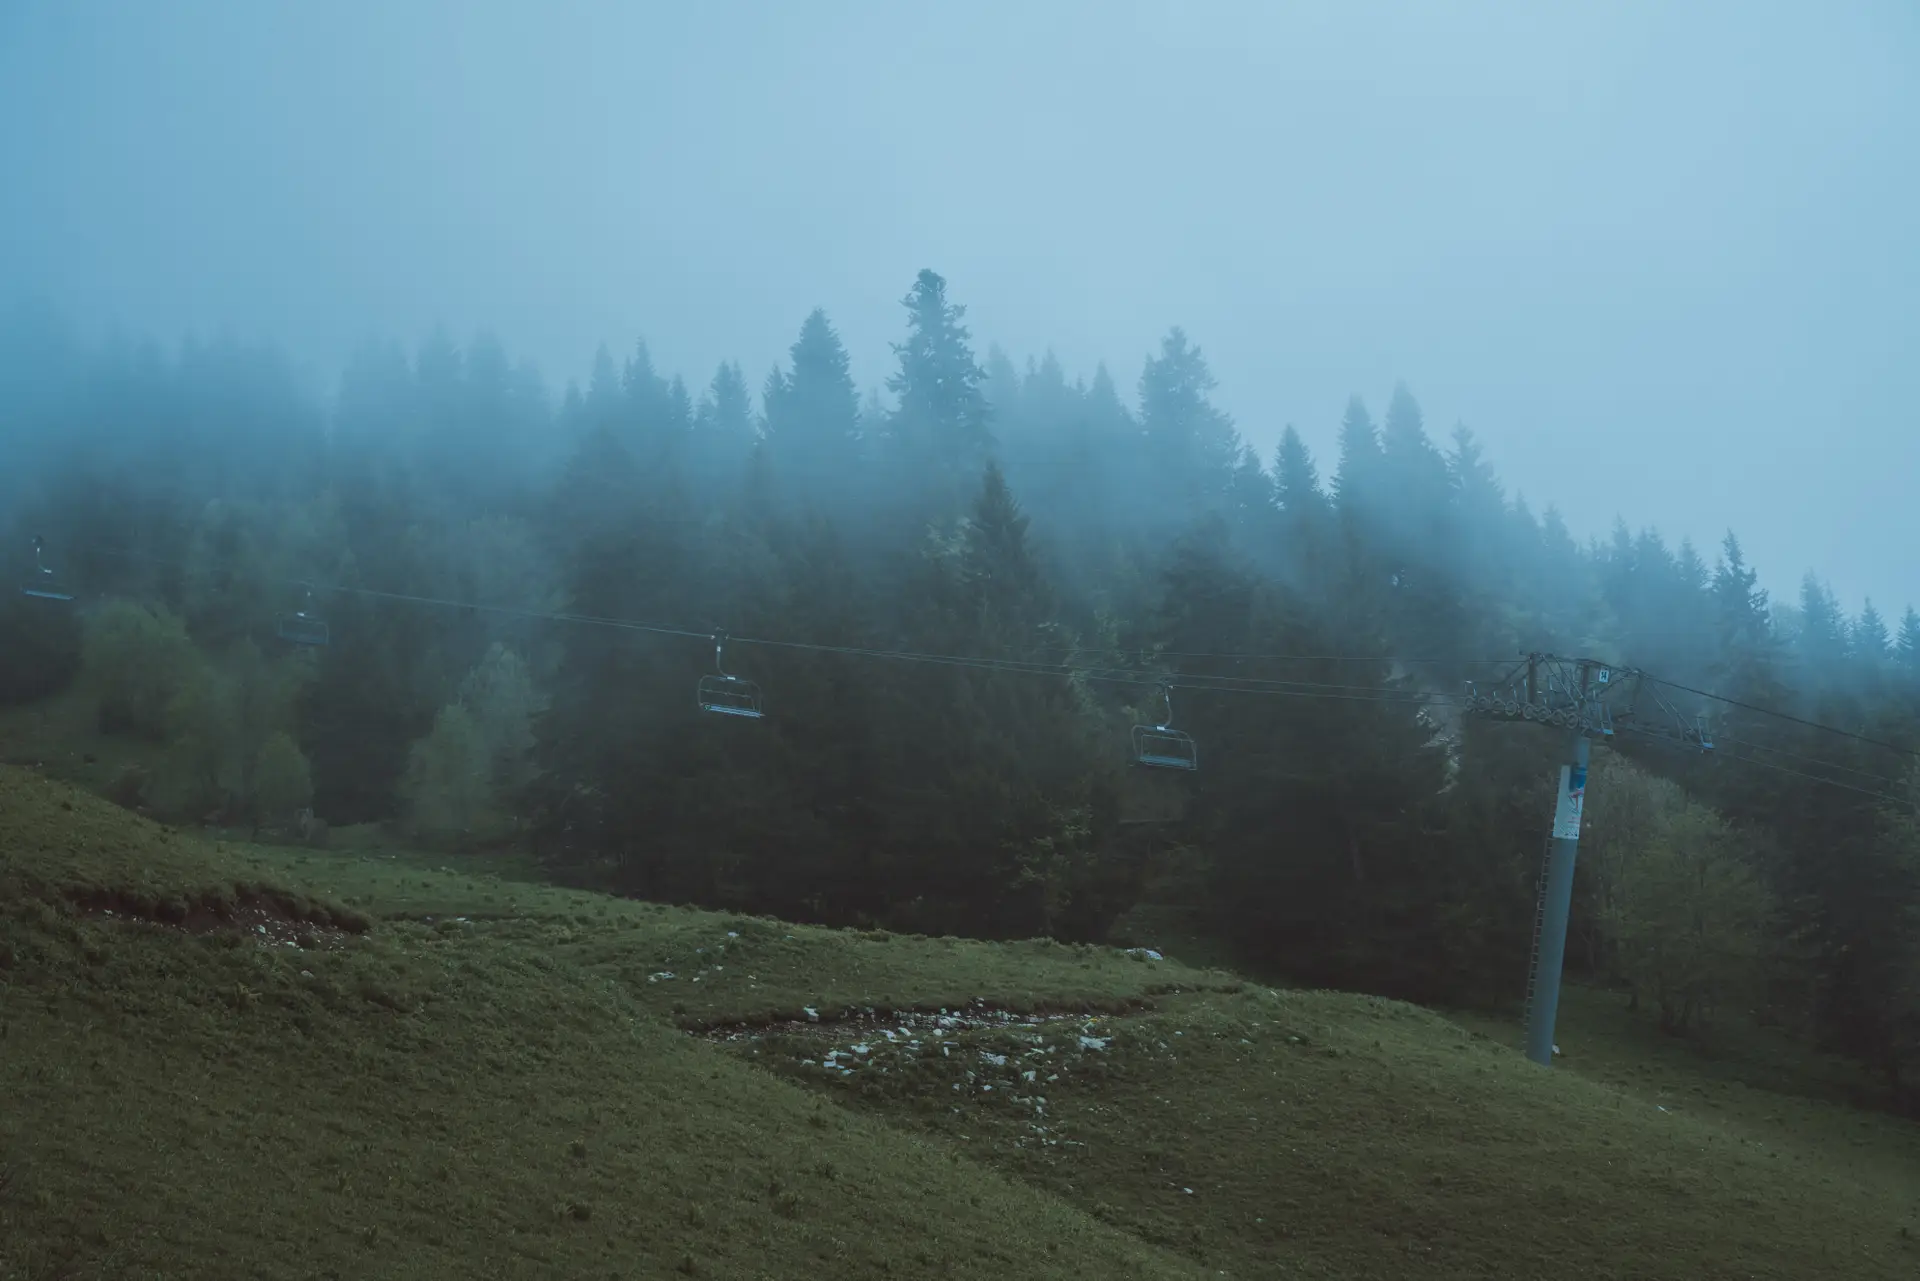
1525;729;1590;1067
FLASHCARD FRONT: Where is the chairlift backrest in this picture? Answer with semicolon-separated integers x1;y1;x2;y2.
1132;723;1198;771
277;584;330;646
20;535;74;602
278;612;331;647
698;673;763;719
698;631;765;719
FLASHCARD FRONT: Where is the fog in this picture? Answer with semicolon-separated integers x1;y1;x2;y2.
2;0;1916;608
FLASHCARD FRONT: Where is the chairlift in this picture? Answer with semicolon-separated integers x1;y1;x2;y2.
1131;682;1197;771
697;632;763;719
20;536;74;602
276;584;330;647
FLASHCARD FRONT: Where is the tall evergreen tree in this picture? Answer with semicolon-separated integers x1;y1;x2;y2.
691;361;755;495
1853;599;1892;666
1137;328;1240;516
1332;396;1382;519
1898;608;1920;682
1797;574;1848;675
885;270;992;508
762;308;861;504
1271;425;1330;591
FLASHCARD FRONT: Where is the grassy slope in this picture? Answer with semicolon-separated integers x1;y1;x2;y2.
3;764;1918;1279
0;767;1210;1281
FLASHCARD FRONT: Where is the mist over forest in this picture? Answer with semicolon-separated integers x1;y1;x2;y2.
2;268;1918;1101
9;8;1920;1277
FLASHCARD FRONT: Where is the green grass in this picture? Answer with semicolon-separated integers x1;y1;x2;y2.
4;763;1919;1279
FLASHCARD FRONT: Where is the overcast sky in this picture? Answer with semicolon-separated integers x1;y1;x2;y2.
3;1;1914;614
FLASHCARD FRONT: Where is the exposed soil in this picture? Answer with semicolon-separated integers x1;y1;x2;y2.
78;891;363;953
695;995;1154;1043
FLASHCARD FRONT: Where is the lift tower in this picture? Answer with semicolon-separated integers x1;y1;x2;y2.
1462;655;1712;1066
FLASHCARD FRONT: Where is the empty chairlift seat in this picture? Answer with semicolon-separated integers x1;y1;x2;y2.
20;536;74;602
277;586;330;647
1131;683;1198;770
1132;722;1198;770
697;633;763;719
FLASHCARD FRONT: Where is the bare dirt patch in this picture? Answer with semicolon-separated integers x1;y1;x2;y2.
696;995;1152;1044
79;891;364;953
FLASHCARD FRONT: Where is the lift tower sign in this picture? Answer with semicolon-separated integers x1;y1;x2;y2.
1551;764;1586;840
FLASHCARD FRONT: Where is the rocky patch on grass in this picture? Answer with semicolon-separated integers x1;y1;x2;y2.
79;889;365;953
713;1005;1148;1155
695;997;1147;1044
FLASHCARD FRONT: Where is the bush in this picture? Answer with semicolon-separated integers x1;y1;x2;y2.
252;731;314;826
459;643;544;791
403;703;490;839
0;591;82;706
1596;765;1772;1034
79;601;202;740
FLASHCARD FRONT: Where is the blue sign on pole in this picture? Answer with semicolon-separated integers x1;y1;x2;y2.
1552;764;1587;841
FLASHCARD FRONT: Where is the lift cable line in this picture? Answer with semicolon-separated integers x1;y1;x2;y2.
1648;675;1920;761
1711;748;1918;809
1713;734;1909;790
64;543;1468;705
71;543;1917;771
73;543;1906;763
55;545;1912;822
1614;724;1918;812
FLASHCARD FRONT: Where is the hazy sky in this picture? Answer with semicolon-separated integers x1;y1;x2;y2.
3;1;1915;614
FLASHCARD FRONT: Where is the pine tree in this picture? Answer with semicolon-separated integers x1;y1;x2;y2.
1898;607;1920;681
1272;426;1326;518
982;345;1022;424
1713;533;1772;658
1378;384;1451;538
960;461;1047;638
763;308;860;501
1271;425;1330;592
586;344;622;429
1853;599;1892;665
1137;328;1240;514
692;361;755;494
885;270;992;506
1332;396;1382;520
1020;351;1077;429
1447;423;1506;589
1797;573;1848;679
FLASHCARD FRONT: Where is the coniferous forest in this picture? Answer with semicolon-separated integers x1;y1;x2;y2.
2;273;1917;1106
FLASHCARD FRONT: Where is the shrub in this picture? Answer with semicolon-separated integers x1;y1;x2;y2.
79;601;202;740
252;731;314;826
402;702;490;838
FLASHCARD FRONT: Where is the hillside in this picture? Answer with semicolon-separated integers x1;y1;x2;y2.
3;764;1918;1279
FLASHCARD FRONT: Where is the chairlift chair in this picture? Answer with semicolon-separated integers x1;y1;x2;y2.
20;536;74;602
276;585;330;647
697;632;763;719
1131;683;1198;771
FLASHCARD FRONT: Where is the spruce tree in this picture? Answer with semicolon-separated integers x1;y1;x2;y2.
691;361;755;495
1332;396;1382;521
1137;327;1240;514
1898;607;1920;681
885;269;992;507
1852;599;1891;665
763;308;860;502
